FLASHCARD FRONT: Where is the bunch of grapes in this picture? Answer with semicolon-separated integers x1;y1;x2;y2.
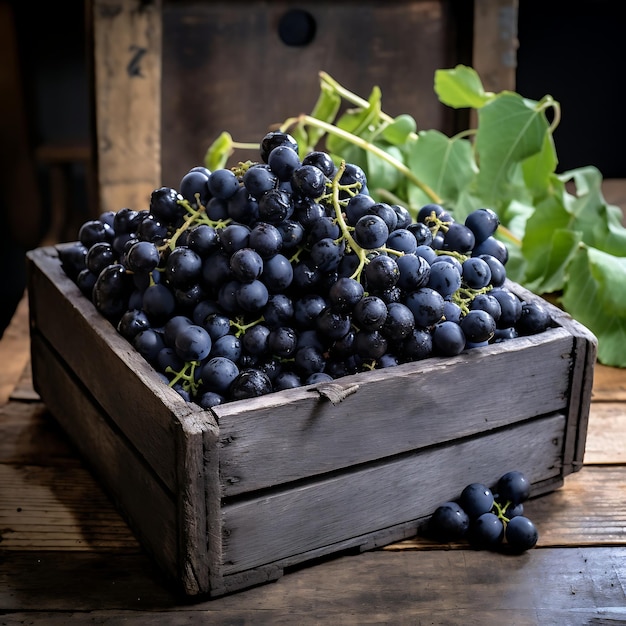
427;470;539;553
57;130;552;408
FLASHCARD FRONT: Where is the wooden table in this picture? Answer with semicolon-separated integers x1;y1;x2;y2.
1;293;625;625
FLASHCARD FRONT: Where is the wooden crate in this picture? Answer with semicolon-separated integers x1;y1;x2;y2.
87;0;519;216
26;244;596;598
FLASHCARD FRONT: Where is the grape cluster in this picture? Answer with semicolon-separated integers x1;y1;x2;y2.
427;470;539;553
57;131;552;408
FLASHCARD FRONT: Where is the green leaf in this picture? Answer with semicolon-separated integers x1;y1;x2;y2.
475;93;550;206
204;131;233;171
434;65;494;109
406;129;478;213
365;144;404;197
561;245;626;367
326;86;383;155
381;114;417;145
560;166;626;256
307;81;342;151
525;228;582;294
521;131;558;194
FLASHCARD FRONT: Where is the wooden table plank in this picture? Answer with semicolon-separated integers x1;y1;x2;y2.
1;547;625;622
0;292;30;406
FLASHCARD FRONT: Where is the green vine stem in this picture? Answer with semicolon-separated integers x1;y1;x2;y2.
318;71;420;142
280;114;443;206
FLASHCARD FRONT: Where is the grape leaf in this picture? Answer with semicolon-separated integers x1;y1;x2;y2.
326;86;382;155
204;131;233;171
434;65;494;109
406;129;478;214
365;144;405;198
521;131;558;194
381;114;417;145
475;93;550;207
559;167;626;256
561;245;626;367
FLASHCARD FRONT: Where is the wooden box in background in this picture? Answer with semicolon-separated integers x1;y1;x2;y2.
88;0;519;215
27;245;596;597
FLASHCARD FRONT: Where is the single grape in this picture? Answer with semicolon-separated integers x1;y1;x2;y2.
230;248;264;283
363;255;400;291
174;324;212;361
432;320;466;356
465;208;500;244
207;168;240;200
496;471;531;505
126;240;160;273
353;214;389;249
461;257;492;289
117;308;151;341
470;293;502;322
249;222;283;258
459;309;496;343
268;144;302;181
382;302;416;341
179;168;211;206
79;219;114;248
235;279;269;313
230;368;273;400
505;515;538;552
490;288;523;328
473;236;508;265
187;224;218;258
405;288;444;328
353;295;388;331
258;188;294;223
516;301;552;336
396;253;431;291
353;329;388;360
386;228;418;254
459;483;495;519
427;261;462;297
302;150;335;177
92;263;133;320
268;326;298;358
367;202;398;233
428;501;470;542
200;357;239;394
149;187;184;225
468;512;504;549
165;246;203;289
259;131;299;163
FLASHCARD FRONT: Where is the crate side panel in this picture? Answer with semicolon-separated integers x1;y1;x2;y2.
216;329;574;496
174;413;220;596
27;246;198;493
221;413;566;574
30;331;180;582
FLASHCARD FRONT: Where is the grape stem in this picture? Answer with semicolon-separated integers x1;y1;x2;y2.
327;161;404;283
280;114;443;205
318;71;420;142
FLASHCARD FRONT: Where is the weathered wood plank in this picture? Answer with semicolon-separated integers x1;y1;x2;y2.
29;332;179;580
0;292;30;406
216;328;574;496
91;0;162;214
593;363;626;402
1;547;625;622
0;401;78;466
584;402;626;465
159;0;460;187
221;414;565;574
0;464;139;552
